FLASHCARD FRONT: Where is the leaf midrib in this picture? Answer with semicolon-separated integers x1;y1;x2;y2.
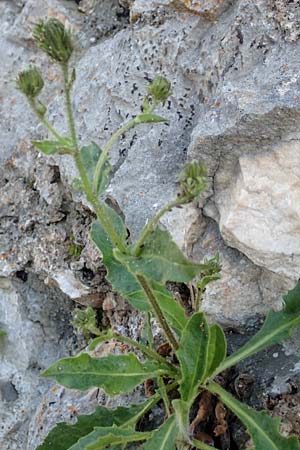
50;370;159;377
159;420;176;450
223;395;278;450
217;315;300;374
179;315;208;402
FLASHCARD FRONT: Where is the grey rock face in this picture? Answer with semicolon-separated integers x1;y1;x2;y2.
2;0;300;447
0;276;75;450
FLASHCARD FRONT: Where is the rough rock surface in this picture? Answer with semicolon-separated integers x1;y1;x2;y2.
1;0;300;448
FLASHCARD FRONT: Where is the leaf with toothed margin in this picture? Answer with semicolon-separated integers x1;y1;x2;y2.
69;426;151;450
176;312;210;404
90;217;187;335
36;399;156;450
215;283;300;375
42;353;167;396
208;382;300;450
141;415;178;450
114;227;210;283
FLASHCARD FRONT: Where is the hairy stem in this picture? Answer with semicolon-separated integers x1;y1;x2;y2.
194;287;204;312
61;63;78;148
74;153;127;252
30;99;66;143
93;117;137;194
61;66;178;356
61;63;127;253
92;101;158;195
136;274;179;351
123;380;178;429
133;196;189;256
111;332;175;371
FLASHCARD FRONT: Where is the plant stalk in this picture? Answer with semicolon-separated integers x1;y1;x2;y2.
92;101;158;195
111;333;175;371
136;274;179;351
61;63;78;148
93;117;137;194
133;196;189;256
61;63;127;253
61;64;179;359
30;99;66;143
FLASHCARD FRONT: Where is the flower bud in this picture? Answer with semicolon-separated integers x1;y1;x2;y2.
33;18;73;64
16;66;44;98
179;161;207;199
147;76;171;103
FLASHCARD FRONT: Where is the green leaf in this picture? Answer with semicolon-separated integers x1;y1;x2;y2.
176;312;210;403
90;216;148;311
141;415;177;450
36;400;155;450
69;426;151;450
90;220;187;335
208;382;300;450
42;353;164;396
216;283;300;374
88;329;114;351
80;142;111;195
204;324;227;380
114;227;208;283
0;330;6;337
191;439;216;450
32;139;74;155
136;113;168;124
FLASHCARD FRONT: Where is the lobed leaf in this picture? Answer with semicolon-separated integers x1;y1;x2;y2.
79;142;111;195
114;227;208;284
42;353;164;396
208;382;300;450
141;415;178;450
36;401;153;450
176;312;210;403
216;283;300;374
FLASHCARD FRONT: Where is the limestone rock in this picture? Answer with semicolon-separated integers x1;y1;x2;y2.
130;0;231;21
0;276;75;450
218;140;300;280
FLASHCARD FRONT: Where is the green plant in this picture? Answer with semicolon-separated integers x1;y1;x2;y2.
17;18;300;450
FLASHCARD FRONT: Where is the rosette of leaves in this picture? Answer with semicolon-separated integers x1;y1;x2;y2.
17;18;300;450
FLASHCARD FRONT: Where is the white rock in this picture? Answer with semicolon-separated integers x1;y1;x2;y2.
219;140;300;280
47;270;91;300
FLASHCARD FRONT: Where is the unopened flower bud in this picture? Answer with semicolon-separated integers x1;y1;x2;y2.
147;76;171;103
16;66;44;98
179;161;207;199
33;18;73;64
